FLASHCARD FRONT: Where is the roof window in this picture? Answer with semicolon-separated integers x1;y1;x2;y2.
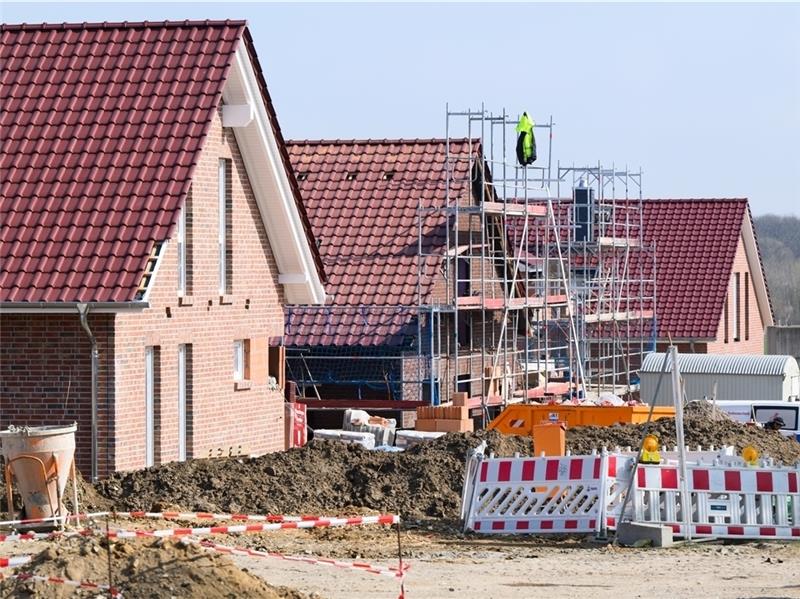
346;171;358;181
383;171;396;181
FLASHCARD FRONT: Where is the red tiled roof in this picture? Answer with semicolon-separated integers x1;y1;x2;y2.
641;198;749;340
285;138;477;346
0;20;324;303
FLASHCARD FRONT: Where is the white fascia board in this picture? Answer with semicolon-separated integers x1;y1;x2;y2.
222;45;325;305
741;214;774;327
0;302;149;314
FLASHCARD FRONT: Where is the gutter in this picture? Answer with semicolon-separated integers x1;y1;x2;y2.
1;301;148;314
77;304;100;482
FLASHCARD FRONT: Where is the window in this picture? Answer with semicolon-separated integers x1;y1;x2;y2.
724;297;729;344
218;159;232;295
744;272;750;341
177;193;192;297
178;344;192;461
144;346;160;467
733;273;740;341
233;339;250;381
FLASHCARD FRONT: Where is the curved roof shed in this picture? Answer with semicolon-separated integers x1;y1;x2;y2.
640;352;800;406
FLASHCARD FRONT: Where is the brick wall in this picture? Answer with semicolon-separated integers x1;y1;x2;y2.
0;312;115;476
707;235;765;354
112;107;287;472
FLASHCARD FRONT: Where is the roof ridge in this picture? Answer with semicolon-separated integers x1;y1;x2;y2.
0;19;247;32
286;137;478;146
641;197;748;202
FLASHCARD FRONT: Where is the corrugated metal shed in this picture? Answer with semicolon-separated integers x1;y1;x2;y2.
641;353;799;377
641;353;800;406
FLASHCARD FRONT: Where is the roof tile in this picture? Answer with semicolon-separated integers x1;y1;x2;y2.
1;20;245;302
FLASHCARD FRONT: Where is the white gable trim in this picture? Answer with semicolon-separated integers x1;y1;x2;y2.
740;213;774;329
219;45;325;305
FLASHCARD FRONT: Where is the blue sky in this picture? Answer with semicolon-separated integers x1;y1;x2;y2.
4;2;799;215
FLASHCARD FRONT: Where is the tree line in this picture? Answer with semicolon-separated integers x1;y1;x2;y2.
754;214;800;325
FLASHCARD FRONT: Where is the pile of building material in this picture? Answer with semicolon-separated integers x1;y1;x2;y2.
415;393;474;433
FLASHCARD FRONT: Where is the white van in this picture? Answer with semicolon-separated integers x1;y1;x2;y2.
715;400;800;442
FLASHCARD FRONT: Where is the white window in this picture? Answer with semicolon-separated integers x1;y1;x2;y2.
178;344;188;461
145;347;155;467
177;205;186;296
234;340;244;380
218;159;229;295
234;339;250;381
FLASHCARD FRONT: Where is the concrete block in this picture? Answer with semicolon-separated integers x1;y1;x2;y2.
616;522;674;548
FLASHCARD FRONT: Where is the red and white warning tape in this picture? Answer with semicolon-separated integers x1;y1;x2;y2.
83;511;313;523
0;571;121;597
0;555;32;568
0;515;399;543
193;539;410;580
1;511;383;527
108;515;399;539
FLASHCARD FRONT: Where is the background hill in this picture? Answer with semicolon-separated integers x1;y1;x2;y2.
754;214;800;325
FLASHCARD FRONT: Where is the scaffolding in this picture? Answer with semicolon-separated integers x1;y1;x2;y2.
418;107;657;417
285;107;656;411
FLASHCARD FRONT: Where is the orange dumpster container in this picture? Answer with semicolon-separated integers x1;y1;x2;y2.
488;404;675;437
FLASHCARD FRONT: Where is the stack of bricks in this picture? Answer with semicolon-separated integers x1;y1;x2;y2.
415;392;474;433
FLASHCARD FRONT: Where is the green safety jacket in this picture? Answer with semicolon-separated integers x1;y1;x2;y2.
515;112;537;166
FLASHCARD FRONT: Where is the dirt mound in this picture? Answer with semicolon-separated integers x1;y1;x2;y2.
96;430;531;520
0;536;312;598
90;407;799;522
566;402;800;463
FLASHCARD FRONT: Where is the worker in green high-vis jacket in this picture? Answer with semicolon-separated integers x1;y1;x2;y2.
515;112;537;166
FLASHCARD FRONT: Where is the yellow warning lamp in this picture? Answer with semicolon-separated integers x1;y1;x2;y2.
742;445;759;466
642;435;659;452
640;434;661;464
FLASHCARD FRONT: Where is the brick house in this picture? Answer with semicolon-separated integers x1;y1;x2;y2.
283;139;515;418
643;199;773;354
0;21;326;478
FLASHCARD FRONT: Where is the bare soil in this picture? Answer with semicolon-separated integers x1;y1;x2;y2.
566;402;800;464
91;405;800;521
0;535;315;599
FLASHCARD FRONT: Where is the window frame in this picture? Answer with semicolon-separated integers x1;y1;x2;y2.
145;346;155;467
177;205;187;297
178;344;188;462
234;339;251;382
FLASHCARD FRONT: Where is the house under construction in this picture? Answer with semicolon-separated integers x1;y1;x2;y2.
283;108;656;419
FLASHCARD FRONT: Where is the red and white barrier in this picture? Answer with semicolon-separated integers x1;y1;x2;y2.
462;451;635;534
0;571;121;597
634;463;800;539
194;539;409;579
0;555;32;568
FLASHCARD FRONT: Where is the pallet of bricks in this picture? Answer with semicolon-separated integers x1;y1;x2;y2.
415;393;474;433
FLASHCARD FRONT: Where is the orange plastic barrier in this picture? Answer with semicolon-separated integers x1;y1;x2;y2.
488;404;675;438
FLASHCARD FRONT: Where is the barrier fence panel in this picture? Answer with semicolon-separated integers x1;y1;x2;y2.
634;463;800;539
463;452;636;534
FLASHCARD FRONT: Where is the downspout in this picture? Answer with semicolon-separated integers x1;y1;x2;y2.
77;304;99;482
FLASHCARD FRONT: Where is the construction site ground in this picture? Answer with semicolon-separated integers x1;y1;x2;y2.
2;405;800;598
